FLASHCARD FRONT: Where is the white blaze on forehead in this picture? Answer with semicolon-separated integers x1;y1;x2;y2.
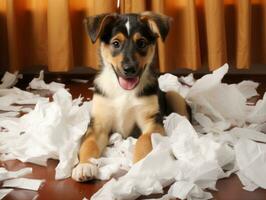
125;17;130;35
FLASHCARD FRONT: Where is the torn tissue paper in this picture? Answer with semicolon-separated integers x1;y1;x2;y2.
90;133;136;180
0;82;48;116
0;87;48;107
0;71;22;89
0;189;13;200
0;88;91;180
28;70;65;92
0;167;32;181
235;139;266;190
2;178;44;191
0;167;35;199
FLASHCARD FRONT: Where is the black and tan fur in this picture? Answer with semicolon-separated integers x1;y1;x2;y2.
72;12;189;182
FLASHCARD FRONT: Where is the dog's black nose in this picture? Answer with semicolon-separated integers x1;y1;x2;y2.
123;65;137;76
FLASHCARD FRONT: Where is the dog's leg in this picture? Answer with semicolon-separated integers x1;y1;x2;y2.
133;116;165;163
72;115;111;182
165;91;190;119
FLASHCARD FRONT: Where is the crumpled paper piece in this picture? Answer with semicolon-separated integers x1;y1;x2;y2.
0;86;48;116
0;71;22;89
235;139;266;190
158;73;192;98
28;70;65;92
0;87;48;106
91;133;136;180
247;92;266;124
0;88;91;180
162;181;213;200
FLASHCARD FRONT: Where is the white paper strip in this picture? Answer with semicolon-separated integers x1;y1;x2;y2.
2;178;44;191
0;167;32;181
229;127;266;143
0;112;19;117
0;189;13;200
0;71;22;89
28;70;65;92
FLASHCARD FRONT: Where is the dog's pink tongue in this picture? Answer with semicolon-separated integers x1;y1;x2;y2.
118;77;139;90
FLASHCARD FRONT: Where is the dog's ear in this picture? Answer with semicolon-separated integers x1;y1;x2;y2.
140;12;172;41
84;13;118;43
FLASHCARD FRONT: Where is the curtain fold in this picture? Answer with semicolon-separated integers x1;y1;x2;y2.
0;0;266;72
204;0;227;71
47;0;73;71
236;0;251;69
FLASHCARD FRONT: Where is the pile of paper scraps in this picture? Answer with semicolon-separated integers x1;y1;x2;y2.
0;71;91;198
0;63;266;200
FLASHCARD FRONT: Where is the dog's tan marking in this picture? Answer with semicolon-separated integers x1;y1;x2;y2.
166;91;189;119
101;43;123;72
132;32;146;42
79;133;100;163
133;95;165;162
78;94;114;164
135;45;155;69
111;33;126;43
133;32;156;69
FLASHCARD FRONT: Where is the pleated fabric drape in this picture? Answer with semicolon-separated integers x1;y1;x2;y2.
0;0;265;72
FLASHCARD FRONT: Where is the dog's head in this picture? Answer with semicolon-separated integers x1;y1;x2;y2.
84;12;171;90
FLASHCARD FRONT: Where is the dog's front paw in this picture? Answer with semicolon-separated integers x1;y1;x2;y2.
72;163;98;182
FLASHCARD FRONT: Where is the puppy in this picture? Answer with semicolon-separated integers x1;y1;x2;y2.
72;12;188;182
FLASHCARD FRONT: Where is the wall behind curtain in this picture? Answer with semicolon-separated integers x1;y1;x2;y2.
0;0;266;72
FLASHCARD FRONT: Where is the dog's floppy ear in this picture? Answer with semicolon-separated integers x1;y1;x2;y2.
84;13;118;43
140;12;172;41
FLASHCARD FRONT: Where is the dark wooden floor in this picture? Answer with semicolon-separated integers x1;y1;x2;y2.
1;74;266;200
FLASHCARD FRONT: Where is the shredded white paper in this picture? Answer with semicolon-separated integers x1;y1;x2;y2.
28;70;65;92
2;178;44;191
0;87;48;107
0;167;32;181
0;167;38;199
0;71;22;89
0;88;91;180
0;189;13;200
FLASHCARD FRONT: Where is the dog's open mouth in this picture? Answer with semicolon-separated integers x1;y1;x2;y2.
118;76;140;90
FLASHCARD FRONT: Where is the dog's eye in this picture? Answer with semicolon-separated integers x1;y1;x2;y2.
136;39;147;49
111;40;121;49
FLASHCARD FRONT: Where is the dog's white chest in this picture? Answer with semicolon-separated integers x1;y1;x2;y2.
111;93;139;137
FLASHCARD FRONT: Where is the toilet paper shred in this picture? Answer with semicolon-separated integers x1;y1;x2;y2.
28;70;65;92
2;178;44;191
0;167;42;199
0;167;32;181
0;189;13;200
1;63;266;200
0;71;22;89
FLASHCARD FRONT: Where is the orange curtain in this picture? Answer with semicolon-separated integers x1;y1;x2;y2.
0;0;266;72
